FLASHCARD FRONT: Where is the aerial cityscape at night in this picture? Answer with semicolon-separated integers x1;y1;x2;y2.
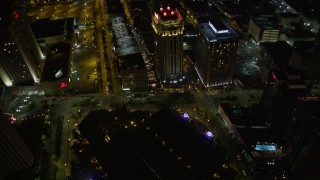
0;0;319;179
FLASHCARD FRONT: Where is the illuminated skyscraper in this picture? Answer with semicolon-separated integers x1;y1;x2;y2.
196;20;239;87
0;109;34;179
152;3;184;81
0;1;43;86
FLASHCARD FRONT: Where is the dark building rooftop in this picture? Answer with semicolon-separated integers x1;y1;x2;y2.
106;2;124;14
129;0;151;23
129;0;150;15
251;16;279;30
140;32;154;45
0;0;14;29
41;42;70;81
261;41;293;67
183;23;198;47
278;12;300;18
288;99;320;179
183;23;197;35
78;109;194;179
218;0;244;17
78;108;233;180
184;0;219;15
293;41;320;57
135;20;153;33
30;18;65;39
219;103;265;127
218;103;285;155
283;25;316;39
145;108;228;179
285;0;320;21
118;53;146;70
184;0;225;22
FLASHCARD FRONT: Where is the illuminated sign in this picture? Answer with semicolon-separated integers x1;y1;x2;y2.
60;82;68;88
13;10;19;19
272;72;277;80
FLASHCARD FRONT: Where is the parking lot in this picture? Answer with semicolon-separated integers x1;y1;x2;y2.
71;50;100;93
110;16;140;56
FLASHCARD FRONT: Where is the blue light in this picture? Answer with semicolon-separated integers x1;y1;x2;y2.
255;144;277;151
232;109;241;114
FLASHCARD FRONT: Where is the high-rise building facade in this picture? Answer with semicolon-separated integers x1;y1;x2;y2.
0;109;34;179
315;30;320;48
152;3;184;81
0;1;43;87
196;20;239;87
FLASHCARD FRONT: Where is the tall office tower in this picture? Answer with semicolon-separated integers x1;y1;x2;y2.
0;1;43;87
196;20;239;87
287;98;320;180
152;3;184;81
0;109;34;179
260;67;311;126
315;30;320;48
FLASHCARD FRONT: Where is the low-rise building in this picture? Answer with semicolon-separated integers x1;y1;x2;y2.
118;53;149;92
248;16;280;43
277;13;300;28
290;41;320;81
279;25;316;45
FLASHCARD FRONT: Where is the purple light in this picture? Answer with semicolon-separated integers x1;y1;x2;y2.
205;131;214;140
182;112;189;120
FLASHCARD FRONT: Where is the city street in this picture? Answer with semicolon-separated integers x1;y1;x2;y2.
99;0;122;93
45;93;124;179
